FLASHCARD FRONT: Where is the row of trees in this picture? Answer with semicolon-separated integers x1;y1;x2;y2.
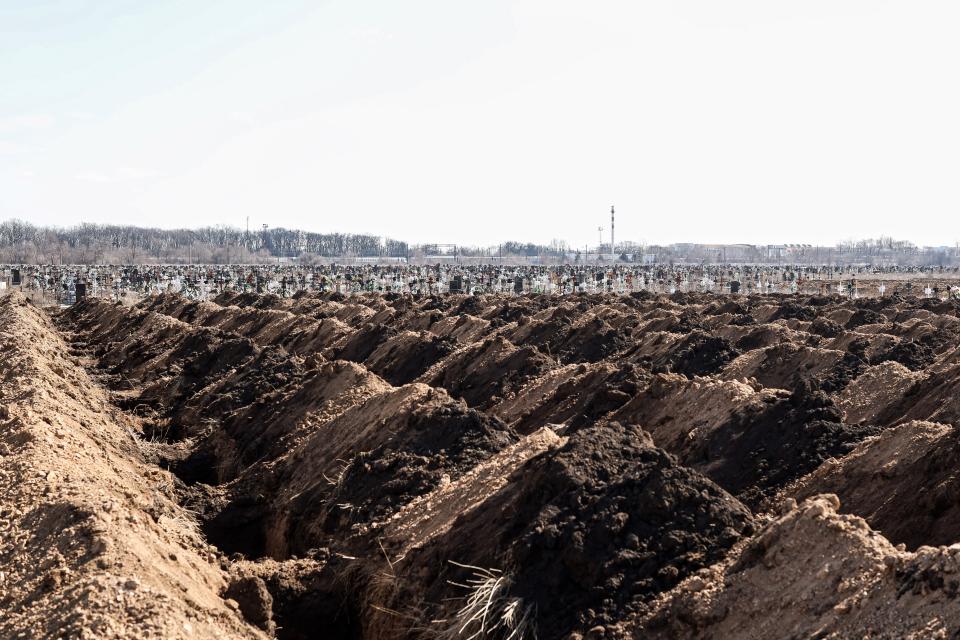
0;220;574;264
0;220;412;264
1;219;956;265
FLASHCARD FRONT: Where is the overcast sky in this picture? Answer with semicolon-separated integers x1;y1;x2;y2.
1;1;958;247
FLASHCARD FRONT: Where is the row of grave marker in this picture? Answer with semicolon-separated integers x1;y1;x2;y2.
2;264;959;303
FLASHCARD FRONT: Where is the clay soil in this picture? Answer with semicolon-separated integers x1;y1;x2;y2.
4;289;960;638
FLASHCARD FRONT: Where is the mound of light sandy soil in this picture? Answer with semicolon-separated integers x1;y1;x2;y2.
3;288;960;639
0;292;265;639
789;421;960;550
633;495;960;639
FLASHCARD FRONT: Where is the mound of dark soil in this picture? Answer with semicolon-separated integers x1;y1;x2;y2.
453;295;487;316
557;316;631;363
415;423;755;639
845;308;887;329
509;363;650;434
366;333;458;385
876;339;935;371
332;322;397;362
694;380;883;507
663;332;740;378
179;360;387;485
918;298;960;315
809;316;843;338
416;294;459;313
312;404;517;546
675;309;707;333
629;290;657;302
507;309;632;365
173;345;307;433
207;392;517;559
225;292;281;309
815;338;869;394
804;294;836;306
483;301;531;324
133;330;258;417
713;300;750;316
916;324;960;354
422;337;556;409
815;351;868;394
733;326;785;352
728;313;756;326
772;301;818;321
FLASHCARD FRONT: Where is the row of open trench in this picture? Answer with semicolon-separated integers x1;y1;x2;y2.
55;289;960;639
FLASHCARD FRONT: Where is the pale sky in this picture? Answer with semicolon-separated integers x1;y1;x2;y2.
1;1;958;247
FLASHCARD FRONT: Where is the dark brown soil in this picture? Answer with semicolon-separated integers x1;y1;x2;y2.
661;331;740;378
810;316;843;337
845;307;888;329
404;422;755;639
876;339;935;371
695;381;882;507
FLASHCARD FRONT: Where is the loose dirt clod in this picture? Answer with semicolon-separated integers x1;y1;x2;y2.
225;575;276;634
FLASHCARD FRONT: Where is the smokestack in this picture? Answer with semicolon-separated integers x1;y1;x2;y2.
610;205;615;257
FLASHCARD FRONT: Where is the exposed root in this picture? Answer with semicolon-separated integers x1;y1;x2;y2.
438;562;536;640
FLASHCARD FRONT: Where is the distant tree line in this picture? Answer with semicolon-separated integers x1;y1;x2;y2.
0;220;411;264
0;219;955;266
0;220;569;264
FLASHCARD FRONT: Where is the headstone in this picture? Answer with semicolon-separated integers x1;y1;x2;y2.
11;269;21;285
75;282;87;301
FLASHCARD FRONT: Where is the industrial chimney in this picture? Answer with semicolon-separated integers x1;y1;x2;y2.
610;205;615;257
